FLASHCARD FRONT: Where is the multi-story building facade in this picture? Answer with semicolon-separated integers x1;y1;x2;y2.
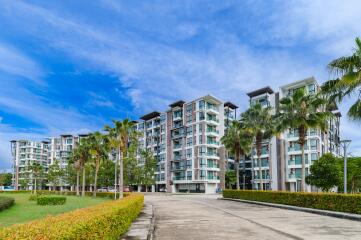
11;134;88;190
10;139;50;190
246;77;341;192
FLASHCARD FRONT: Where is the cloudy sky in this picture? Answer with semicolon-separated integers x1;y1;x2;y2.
0;0;360;169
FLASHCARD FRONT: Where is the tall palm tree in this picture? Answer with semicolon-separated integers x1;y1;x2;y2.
104;119;136;199
29;162;43;194
88;132;107;197
277;88;332;192
221;120;252;190
322;37;361;120
241;103;274;191
70;138;90;196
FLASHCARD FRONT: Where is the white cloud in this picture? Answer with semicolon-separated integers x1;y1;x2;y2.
0;43;44;84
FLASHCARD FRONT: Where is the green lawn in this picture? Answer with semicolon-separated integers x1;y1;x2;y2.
0;193;109;227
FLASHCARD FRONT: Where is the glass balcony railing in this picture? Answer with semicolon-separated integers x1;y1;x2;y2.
173;155;182;161
207;140;219;145
173;176;185;181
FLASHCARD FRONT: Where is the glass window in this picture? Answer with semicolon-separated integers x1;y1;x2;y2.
199;100;205;110
187;137;193;146
186;104;192;114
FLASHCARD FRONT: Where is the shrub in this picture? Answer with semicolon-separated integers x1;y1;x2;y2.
37;196;66;205
223;190;361;214
0;197;15;212
36;190;130;199
28;195;37;201
0;193;144;240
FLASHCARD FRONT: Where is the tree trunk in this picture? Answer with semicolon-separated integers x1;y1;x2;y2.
93;159;99;197
119;150;124;199
76;169;80;196
235;151;240;190
300;143;305;192
242;154;246;190
251;148;255;190
34;178;37;194
258;154;263;190
82;166;86;197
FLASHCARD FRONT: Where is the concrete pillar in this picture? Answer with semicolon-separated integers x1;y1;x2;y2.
152;185;155;192
137;185;141;192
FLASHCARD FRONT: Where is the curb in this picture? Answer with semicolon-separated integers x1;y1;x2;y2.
147;205;156;240
121;203;155;240
220;197;361;222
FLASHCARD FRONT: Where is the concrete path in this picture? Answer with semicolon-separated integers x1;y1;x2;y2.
145;194;361;240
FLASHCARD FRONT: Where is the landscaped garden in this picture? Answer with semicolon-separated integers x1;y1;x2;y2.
0;192;108;227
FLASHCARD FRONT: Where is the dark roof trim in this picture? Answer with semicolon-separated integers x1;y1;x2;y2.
169;100;185;108
334;112;342;117
140;111;161;121
247;86;274;98
224;101;238;109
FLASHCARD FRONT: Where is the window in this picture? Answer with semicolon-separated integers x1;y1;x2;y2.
199;147;206;156
186;127;193;136
200;158;206;168
200;170;206;179
199;135;203;144
186;115;192;124
308;84;316;94
309;139;317;150
186;160;192;169
186;104;192;114
199;111;205;121
186;149;192;158
311;153;318;161
199;100;205;110
187;137;193;146
187;171;192;180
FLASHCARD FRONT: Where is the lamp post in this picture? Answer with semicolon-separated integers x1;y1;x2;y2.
340;140;351;194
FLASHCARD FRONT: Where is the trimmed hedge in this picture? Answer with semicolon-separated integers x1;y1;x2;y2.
223;190;361;214
0;197;15;212
0;193;144;239
28;195;37;201
37;196;66;205
36;190;129;199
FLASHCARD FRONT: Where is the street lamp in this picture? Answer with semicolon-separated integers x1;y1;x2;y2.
340;140;351;194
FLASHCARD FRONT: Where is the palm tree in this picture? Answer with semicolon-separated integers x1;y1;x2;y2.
241;103;274;191
29;162;43;194
221;120;252;190
88;132;107;197
322;37;361;120
104;119;136;199
277;88;332;192
69;138;90;196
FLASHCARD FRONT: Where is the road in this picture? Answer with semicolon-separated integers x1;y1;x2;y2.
145;194;361;240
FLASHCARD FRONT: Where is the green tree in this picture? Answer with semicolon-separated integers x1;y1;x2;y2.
47;160;64;191
104;119;137;199
225;170;236;189
221;120;252;190
337;157;361;193
29;162;44;194
19;178;29;190
277;89;332;191
97;159;115;188
241;103;274;190
0;173;12;186
88;132;108;197
306;153;342;192
322;37;361;120
69;138;91;196
140;150;157;192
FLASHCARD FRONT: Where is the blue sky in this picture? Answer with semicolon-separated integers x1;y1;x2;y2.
0;0;360;169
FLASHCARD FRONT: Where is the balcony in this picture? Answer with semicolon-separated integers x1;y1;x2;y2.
172;165;185;171
207;175;219;180
173;176;185;181
173;144;182;149
173;155;183;161
206;129;219;136
206;140;219;146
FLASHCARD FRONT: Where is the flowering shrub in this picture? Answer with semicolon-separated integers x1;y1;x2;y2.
223;190;361;214
0;193;144;239
37;196;66;205
0;197;15;212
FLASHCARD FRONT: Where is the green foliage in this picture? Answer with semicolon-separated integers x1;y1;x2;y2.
306;154;342;192
37;196;66;205
225;170;236;189
47;160;65;190
223;190;361;214
0;173;12;186
0;197;15;212
276;88;333;191
97;159;115;187
0;194;143;240
139;150;157;189
336;157;361;193
28;195;37;201
322;37;361;120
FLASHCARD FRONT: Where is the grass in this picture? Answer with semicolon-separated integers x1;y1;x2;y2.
0;193;109;227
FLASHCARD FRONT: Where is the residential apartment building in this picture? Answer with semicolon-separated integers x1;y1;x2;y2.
246;77;341;192
135;95;239;193
11;134;88;190
10;139;50;190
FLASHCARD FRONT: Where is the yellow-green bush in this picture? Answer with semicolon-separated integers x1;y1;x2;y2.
37;196;66;205
0;193;144;240
0;197;15;212
223;189;361;214
36;190;130;199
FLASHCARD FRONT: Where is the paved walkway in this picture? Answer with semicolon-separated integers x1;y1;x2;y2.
145;194;361;240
